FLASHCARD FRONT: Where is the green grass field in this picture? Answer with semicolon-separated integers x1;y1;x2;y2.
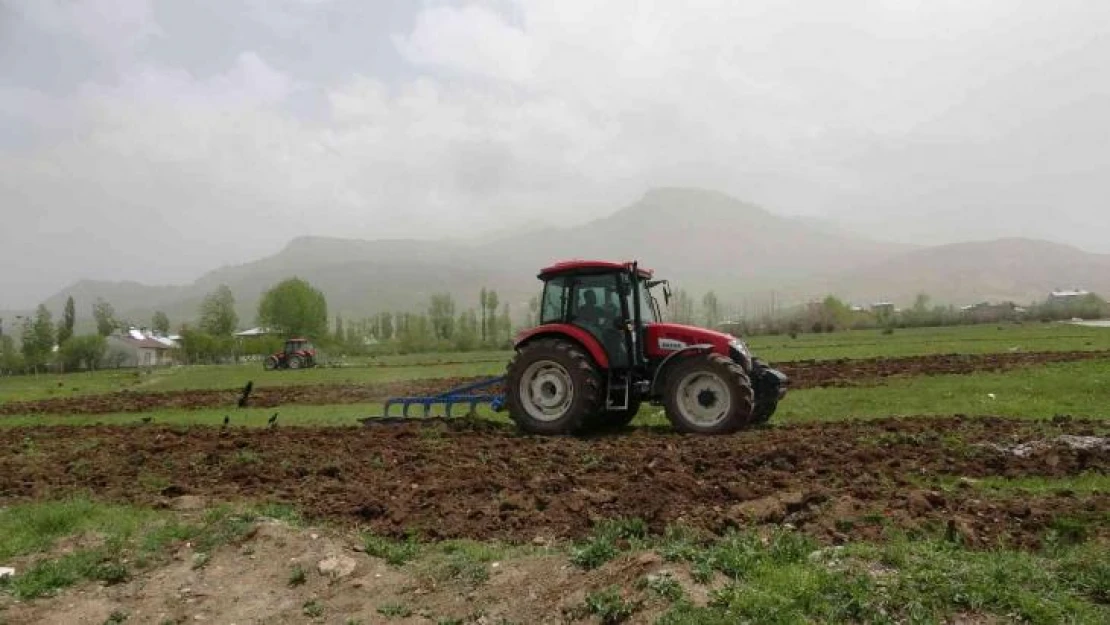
746;321;1110;361
4;358;1109;428
2;322;1107;405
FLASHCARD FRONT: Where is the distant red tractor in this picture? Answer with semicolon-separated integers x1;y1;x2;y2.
264;338;317;370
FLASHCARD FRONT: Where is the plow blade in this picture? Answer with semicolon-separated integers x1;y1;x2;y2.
358;376;506;424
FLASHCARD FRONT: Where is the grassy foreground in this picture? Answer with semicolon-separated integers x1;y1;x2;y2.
0;497;1106;624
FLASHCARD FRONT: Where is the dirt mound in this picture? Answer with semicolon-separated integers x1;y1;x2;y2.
4;350;1106;417
0;517;703;625
1;416;1105;550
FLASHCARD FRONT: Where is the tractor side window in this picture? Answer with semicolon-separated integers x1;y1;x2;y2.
569;274;618;327
540;277;570;324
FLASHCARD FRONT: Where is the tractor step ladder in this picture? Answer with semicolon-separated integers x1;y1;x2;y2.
605;370;631;411
358;376;506;424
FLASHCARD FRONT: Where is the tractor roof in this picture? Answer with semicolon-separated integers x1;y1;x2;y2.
538;260;653;280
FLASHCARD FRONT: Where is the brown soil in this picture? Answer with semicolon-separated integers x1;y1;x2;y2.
4;350;1107;416
0;376;487;416
1;416;1106;551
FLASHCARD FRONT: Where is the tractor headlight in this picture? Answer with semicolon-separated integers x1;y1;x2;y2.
728;338;752;370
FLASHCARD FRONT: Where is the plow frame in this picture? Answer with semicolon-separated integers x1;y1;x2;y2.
364;376;507;422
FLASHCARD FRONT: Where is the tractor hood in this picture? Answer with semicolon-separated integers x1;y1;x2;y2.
648;322;736;345
644;322;751;362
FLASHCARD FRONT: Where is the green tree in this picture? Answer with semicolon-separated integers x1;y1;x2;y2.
0;334;23;374
702;291;721;328
484;289;499;345
429;293;456;340
152;311;171;335
500;303;512;344
57;296;76;345
479;288;489;341
669;289;695;324
374;312;394;341
334;314;345;344
397;313;434;353
257;277;328;338
22;304;55;371
58;334;107;371
177;328;230;364
454;310;479;351
93;298;117;336
200;284;238;336
528;295;540;325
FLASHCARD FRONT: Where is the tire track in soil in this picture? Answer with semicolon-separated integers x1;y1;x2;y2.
1;416;1106;550
3;350;1108;416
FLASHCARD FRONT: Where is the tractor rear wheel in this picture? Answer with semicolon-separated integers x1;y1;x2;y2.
505;338;603;435
662;353;755;434
288;354;303;370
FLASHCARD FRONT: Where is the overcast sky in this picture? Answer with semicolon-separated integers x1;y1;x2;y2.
2;0;1109;308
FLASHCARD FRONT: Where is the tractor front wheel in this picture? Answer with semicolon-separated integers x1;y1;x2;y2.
662;353;755;434
264;356;279;371
505;338;603;435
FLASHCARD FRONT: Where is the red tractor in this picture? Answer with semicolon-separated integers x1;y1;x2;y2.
502;260;788;434
263;338;317;370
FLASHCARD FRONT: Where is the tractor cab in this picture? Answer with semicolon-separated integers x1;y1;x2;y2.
284;338;314;354
505;259;788;435
533;260;658;370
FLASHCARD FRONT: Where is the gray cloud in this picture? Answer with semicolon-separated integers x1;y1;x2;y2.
2;0;1109;307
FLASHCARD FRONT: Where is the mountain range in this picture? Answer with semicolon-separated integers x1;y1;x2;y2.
8;187;1110;331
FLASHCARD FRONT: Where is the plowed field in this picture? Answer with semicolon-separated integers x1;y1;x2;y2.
2;416;1106;549
3;350;1106;416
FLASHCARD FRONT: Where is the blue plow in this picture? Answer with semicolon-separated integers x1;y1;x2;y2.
359;376;507;424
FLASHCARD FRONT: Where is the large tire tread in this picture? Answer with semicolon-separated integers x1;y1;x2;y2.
662;352;755;434
505;338;604;435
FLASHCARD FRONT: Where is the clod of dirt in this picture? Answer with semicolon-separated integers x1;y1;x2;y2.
171;496;207;511
728;496;787;524
981;435;1109;457
317;555;357;580
907;492;935;514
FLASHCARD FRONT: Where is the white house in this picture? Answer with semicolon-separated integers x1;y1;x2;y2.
1049;288;1090;301
104;328;178;368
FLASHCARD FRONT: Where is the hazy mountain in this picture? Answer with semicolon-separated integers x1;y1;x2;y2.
469;187;914;295
20;188;1110;330
819;238;1110;307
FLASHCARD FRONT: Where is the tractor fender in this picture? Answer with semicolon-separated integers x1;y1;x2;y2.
649;344;715;397
514;324;610;370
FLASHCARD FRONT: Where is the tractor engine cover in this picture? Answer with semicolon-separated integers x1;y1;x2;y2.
644;323;745;366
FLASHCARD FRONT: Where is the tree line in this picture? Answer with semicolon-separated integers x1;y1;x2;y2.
5;278;1107;375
